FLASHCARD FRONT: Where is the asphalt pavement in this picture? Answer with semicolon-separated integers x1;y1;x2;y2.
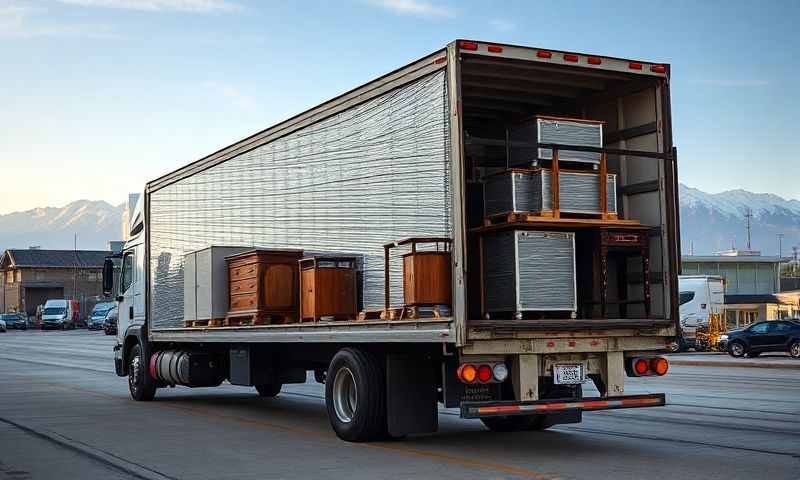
0;330;798;480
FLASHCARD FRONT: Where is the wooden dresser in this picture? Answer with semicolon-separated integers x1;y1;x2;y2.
299;257;358;322
225;249;303;325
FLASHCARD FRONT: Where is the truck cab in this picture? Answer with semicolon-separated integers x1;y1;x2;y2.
677;275;725;350
103;194;146;375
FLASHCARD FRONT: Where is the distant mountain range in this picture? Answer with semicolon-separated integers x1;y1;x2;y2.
0;200;124;252
1;187;798;256
679;184;800;256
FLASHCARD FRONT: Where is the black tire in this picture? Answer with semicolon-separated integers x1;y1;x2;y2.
325;348;386;442
789;340;800;359
255;383;282;397
728;340;746;358
128;344;156;401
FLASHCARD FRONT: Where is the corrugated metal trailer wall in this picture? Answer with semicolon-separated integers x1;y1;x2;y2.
148;71;452;330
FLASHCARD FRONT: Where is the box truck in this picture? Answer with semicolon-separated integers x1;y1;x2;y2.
103;40;680;442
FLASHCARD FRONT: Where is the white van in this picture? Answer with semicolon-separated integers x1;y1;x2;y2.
676;275;725;350
41;299;77;330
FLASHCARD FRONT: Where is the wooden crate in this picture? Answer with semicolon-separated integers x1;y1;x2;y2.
402;251;452;306
300;257;357;322
225;249;303;325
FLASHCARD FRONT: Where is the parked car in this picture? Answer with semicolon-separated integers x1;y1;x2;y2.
88;302;115;330
721;320;800;358
41;299;76;330
0;313;28;330
0;318;6;332
103;306;118;336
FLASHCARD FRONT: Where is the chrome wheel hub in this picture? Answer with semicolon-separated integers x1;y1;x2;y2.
332;367;357;424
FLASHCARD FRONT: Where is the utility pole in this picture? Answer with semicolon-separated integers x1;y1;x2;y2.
73;233;78;303
777;233;784;259
744;208;753;251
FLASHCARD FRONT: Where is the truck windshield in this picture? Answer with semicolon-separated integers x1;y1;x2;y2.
678;291;695;306
43;307;66;315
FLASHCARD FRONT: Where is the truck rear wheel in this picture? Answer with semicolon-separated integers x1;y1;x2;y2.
255;383;282;397
128;344;156;401
325;348;386;442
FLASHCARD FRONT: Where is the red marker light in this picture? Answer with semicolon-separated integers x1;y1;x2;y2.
477;365;493;383
460;41;478;51
629;62;643;70
487;45;503;53
563;54;579;62
634;358;649;376
651;64;667;74
537;50;552;59
587;56;602;65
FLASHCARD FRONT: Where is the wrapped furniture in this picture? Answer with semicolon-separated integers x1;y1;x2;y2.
482;230;576;316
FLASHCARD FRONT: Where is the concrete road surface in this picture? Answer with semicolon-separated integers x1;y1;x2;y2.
0;330;798;480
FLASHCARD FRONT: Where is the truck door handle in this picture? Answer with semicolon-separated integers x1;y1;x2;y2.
129;306;134;320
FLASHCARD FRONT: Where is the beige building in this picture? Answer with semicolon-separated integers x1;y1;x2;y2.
0;249;111;319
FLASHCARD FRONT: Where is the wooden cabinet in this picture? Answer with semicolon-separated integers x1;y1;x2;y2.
300;257;357;321
225;249;303;325
402;251;451;306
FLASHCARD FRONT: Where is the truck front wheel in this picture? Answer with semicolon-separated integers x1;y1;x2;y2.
325;348;386;442
128;344;156;401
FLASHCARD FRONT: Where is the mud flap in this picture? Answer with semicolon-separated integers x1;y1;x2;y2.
386;354;438;437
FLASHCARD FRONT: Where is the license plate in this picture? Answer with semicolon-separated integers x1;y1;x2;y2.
554;364;585;385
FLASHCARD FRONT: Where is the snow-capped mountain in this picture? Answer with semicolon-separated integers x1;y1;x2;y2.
0;200;124;252
679;184;800;255
1;188;797;257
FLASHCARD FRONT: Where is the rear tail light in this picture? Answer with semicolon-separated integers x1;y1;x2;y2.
651;357;669;376
457;363;508;384
477;365;493;383
633;358;649;376
459;41;478;51
628;356;669;377
457;364;477;383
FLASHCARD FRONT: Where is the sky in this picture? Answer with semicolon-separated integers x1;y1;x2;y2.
1;0;798;214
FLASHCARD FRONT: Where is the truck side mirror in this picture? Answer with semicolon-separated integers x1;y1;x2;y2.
102;258;114;296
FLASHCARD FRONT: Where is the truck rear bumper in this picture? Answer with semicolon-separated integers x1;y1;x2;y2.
461;393;665;419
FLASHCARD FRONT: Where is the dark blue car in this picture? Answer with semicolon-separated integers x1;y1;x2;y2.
0;313;27;330
720;320;800;358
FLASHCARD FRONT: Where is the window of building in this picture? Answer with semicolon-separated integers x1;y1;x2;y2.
743;311;758;326
725;310;738;330
35;271;45;281
15;270;21;282
6;271;13;284
88;272;97;282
